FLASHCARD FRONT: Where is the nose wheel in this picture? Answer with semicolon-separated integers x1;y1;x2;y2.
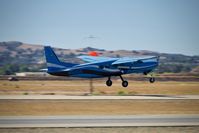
147;73;155;83
149;77;155;83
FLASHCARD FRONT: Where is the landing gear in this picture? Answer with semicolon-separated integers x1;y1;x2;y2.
149;77;155;83
145;72;155;83
122;81;128;87
106;76;128;87
120;75;128;87
106;77;112;87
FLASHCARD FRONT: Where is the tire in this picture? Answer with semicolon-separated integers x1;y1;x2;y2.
106;80;112;86
149;77;155;83
122;81;128;87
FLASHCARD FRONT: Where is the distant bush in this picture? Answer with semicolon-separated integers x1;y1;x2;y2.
117;90;127;95
15;85;20;88
158;63;192;73
0;64;30;75
23;92;29;95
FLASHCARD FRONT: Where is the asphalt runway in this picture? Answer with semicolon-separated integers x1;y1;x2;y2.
0;95;199;100
0;115;199;127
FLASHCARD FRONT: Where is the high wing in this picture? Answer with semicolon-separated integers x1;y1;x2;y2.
77;55;116;62
112;56;158;65
78;55;158;66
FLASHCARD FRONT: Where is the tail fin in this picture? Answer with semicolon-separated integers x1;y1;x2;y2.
44;46;61;65
44;46;77;71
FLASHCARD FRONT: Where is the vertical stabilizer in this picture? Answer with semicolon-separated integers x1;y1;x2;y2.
44;46;78;72
44;46;66;71
44;46;61;65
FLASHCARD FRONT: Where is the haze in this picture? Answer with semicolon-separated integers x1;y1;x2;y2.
0;0;199;55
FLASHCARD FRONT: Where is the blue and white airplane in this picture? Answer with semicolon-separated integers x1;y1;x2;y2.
44;46;159;87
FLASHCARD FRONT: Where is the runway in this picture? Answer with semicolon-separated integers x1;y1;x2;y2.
0;95;199;100
0;115;199;127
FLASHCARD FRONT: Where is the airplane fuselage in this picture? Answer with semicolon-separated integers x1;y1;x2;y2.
48;57;158;78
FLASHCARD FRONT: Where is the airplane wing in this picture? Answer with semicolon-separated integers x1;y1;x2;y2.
112;56;158;65
78;55;158;67
77;55;116;62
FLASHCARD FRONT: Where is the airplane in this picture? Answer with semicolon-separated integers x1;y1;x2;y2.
44;46;159;87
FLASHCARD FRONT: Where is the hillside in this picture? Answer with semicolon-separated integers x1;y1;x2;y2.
0;41;199;75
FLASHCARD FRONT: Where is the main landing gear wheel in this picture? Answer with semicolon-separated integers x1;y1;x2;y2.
149;77;155;83
120;75;128;87
122;80;128;87
106;77;112;87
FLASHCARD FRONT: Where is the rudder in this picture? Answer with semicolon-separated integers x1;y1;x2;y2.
44;46;66;72
44;46;78;72
44;46;61;64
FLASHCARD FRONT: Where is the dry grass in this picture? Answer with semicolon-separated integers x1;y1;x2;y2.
1;80;199;116
0;99;199;116
0;80;199;95
1;127;199;133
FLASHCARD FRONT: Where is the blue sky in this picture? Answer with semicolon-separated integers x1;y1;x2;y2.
0;0;199;55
